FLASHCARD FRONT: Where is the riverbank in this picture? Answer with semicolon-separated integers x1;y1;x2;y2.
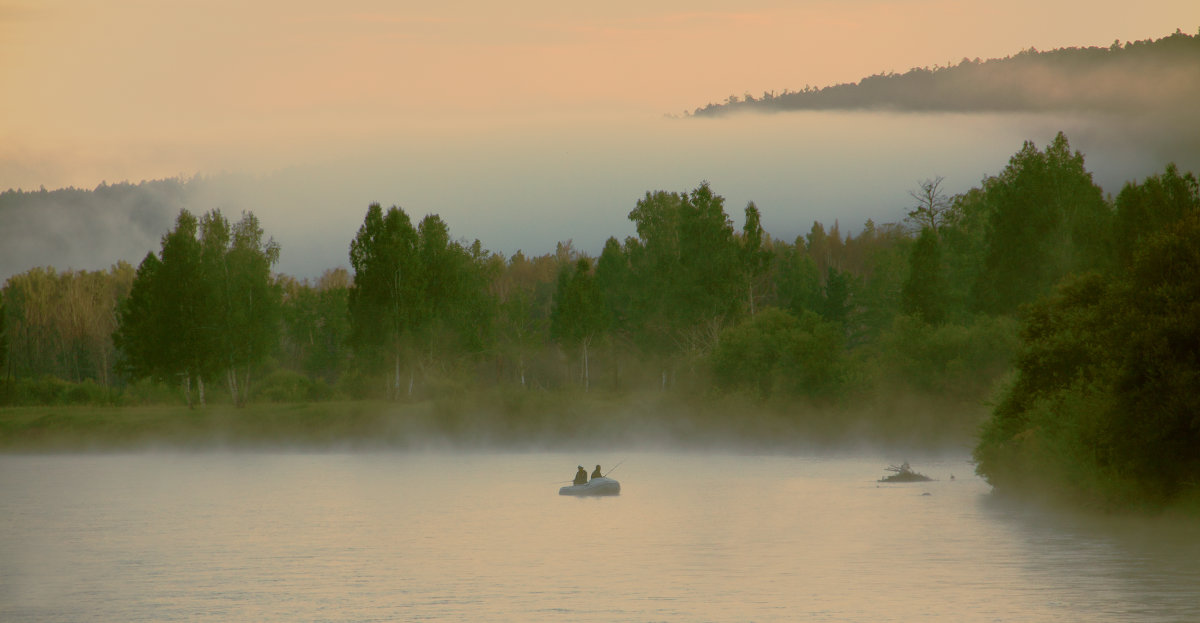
0;390;986;453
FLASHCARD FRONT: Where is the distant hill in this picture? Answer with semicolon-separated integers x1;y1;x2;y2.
0;178;230;283
691;30;1200;117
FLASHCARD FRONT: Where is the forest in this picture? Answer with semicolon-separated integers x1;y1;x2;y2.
691;30;1200;118
1;132;1198;509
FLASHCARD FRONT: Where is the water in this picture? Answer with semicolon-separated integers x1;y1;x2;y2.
2;451;1198;622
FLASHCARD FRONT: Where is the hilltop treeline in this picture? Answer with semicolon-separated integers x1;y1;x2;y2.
692;29;1200;117
0;178;222;285
3;134;1199;507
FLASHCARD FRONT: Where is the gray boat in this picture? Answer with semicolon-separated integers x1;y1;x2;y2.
559;476;621;496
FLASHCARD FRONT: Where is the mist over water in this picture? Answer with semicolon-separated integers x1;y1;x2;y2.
3;451;1198;621
3;109;1194;282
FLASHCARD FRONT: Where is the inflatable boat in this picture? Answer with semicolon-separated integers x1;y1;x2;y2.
559;477;621;496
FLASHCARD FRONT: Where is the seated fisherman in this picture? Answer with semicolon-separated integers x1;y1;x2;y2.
573;465;588;485
591;465;603;480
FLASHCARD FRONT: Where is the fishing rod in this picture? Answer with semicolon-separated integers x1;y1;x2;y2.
602;459;625;478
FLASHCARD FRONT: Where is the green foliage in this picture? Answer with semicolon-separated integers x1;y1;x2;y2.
253;368;337;402
938;187;991;320
347;203;420;371
975;273;1118;485
347;206;496;397
877;314;1018;400
0;376;114;406
415;218;495;355
279;271;351;384
710;307;845;401
114;209;210;386
972;132;1112;315
117;378;187;406
113;209;282;405
975;190;1200;507
820;267;853;326
1107;211;1200;494
901;227;946;324
774;239;824;318
625;183;745;351
848;229;909;346
1113;163;1199;267
740;202;771;314
550;258;606;348
0;290;8;381
594;237;633;335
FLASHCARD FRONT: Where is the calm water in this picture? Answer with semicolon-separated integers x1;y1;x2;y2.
2;451;1198;622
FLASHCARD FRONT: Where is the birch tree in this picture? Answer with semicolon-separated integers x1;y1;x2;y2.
550;258;606;390
348;203;420;398
115;210;212;405
115;209;279;406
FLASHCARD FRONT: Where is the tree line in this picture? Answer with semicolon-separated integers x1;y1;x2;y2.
0;133;1184;405
2;133;1199;507
691;29;1200;117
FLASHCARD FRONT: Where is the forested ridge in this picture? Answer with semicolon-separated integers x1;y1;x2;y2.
691;29;1200;117
2;133;1199;509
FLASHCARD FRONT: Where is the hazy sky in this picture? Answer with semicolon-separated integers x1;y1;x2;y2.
3;1;1199;277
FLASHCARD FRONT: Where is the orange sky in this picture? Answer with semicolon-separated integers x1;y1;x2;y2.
1;0;1198;189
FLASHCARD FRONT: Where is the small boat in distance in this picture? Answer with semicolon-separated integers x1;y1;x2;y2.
879;462;933;483
559;477;621;496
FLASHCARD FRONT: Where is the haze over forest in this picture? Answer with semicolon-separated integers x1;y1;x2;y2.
3;30;1200;284
692;30;1200;118
3;16;1200;511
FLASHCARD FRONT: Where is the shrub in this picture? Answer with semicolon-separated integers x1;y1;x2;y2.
254;369;336;402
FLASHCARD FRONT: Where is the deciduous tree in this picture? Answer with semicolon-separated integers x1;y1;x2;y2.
971;133;1112;315
347;203;420;397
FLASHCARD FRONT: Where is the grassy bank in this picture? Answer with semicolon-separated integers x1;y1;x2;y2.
0;402;415;452
0;388;988;453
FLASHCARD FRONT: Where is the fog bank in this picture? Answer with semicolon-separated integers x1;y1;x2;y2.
3;110;1196;283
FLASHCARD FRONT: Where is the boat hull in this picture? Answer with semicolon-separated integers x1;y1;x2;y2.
559;477;620;496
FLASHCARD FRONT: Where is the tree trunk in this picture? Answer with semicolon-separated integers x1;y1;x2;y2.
227;368;239;407
582;338;590;392
198;376;206;407
183;374;193;408
393;354;401;401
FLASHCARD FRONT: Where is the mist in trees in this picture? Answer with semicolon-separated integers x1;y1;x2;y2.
692;30;1200;119
4;131;1200;510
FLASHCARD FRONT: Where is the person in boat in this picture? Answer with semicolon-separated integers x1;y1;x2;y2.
573;466;588;485
591;465;603;480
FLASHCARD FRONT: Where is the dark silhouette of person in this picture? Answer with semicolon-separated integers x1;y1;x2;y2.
573;466;588;485
592;465;603;479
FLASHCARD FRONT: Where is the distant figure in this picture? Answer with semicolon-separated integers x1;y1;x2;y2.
574;466;588;485
592;465;603;479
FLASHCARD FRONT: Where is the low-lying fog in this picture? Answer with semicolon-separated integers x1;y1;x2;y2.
4;109;1197;282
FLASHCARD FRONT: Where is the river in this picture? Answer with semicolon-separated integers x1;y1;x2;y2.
2;450;1197;621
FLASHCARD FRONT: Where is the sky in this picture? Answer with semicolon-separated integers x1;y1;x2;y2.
2;0;1199;278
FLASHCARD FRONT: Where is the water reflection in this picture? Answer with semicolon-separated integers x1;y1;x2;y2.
1;451;1197;621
